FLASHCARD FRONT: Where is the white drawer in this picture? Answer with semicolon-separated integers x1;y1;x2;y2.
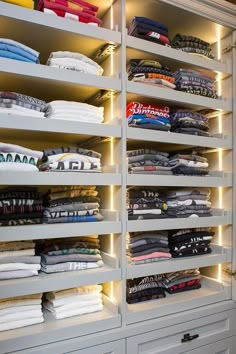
67;340;125;354
127;309;236;354
186;336;236;354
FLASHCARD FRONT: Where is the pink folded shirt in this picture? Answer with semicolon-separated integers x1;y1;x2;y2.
131;252;172;261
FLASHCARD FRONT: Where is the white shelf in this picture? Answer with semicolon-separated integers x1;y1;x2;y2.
0;2;121;46
0;58;121;102
0;210;121;242
126;35;231;76
0;264;121;300
127;172;232;187
127;81;232;112
0;115;121;143
0;297;121;354
127;127;232;150
126;277;231;325
127;209;232;232
0;171;121;186
127;245;232;279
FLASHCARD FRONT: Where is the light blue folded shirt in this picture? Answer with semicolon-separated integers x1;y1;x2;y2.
0;50;37;63
0;43;38;62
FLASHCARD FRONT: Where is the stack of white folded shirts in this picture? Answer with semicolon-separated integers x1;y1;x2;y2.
0;241;41;280
0;91;46;118
44;284;103;319
44;100;104;123
47;51;103;75
39;147;102;172
0;142;43;171
0;293;44;332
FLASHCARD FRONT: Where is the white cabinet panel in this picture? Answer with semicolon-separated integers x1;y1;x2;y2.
126;310;236;354
67;340;125;354
186;336;236;354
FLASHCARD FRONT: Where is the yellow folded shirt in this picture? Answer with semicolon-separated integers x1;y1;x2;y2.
3;0;34;9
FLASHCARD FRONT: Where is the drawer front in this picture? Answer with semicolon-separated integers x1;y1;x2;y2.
186;336;236;354
67;340;125;354
127;309;236;354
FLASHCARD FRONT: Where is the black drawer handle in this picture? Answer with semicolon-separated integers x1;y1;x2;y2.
181;333;199;343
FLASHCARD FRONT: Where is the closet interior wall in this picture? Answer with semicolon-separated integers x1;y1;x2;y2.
0;0;236;352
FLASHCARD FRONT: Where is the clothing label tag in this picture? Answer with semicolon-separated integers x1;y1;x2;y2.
148;32;160;39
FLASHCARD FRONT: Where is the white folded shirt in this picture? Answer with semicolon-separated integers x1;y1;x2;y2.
0;142;42;159
0;309;43;324
48;51;103;74
0;163;38;171
47;292;102;307
47;296;102;313
44;302;103;319
0;304;41;316
47;101;104;114
0;108;45;118
47;153;100;163
0;316;44;332
47;114;103;123
0;263;41;272
48;58;101;76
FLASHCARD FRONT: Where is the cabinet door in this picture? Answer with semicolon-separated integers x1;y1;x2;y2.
186;336;236;354
67;340;125;354
126;310;236;354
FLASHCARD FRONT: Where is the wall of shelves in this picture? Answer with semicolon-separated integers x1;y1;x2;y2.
0;0;235;352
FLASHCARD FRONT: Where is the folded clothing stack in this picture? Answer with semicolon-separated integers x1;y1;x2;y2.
171;34;214;59
40;146;102;172
47;51;103;75
127;59;175;89
126;101;170;131
0;186;44;226
126;275;166;304
44;284;103;319
168;228;214;258
168;152;209;176
0;241;41;280
0;142;42;171
38;236;103;273
160;269;201;294
0;38;39;63
170;110;209;136
128;16;170;46
127;187;167;220
174;69;217;98
0;293;43;332
44;100;104;123
38;0;102;26
165;188;212;218
127;149;171;175
1;0;34;9
127;231;171;265
127;268;201;303
0;91;46;118
43;185;104;224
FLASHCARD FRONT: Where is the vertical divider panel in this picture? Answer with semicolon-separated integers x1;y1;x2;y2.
231;29;236;301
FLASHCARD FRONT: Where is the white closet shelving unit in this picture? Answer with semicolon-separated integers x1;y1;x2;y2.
0;0;236;353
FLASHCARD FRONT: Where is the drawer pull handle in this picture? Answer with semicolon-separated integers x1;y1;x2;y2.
181;333;199;343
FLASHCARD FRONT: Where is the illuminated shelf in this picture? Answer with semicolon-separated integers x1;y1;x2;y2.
126;277;231;325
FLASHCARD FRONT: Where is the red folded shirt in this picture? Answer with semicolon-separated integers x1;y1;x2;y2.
38;0;102;26
126;101;170;118
146;31;170;45
48;0;97;15
39;0;98;12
